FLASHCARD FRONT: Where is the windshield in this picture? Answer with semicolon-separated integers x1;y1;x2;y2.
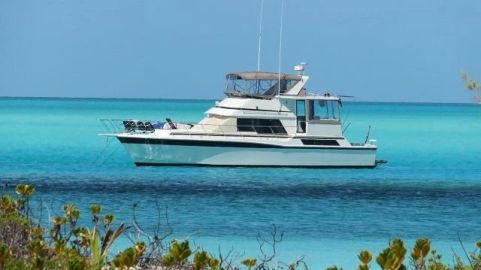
225;78;298;98
308;100;340;120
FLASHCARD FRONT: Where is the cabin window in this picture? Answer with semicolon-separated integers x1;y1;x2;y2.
308;100;339;120
301;139;340;146
237;118;287;134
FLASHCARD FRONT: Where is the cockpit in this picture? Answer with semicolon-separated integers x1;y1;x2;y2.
224;71;302;99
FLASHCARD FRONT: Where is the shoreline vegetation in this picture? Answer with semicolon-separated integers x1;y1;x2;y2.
461;72;481;104
1;184;480;270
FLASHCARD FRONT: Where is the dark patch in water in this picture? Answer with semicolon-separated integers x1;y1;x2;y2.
3;176;481;201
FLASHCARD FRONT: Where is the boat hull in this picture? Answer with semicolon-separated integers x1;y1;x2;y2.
118;137;377;168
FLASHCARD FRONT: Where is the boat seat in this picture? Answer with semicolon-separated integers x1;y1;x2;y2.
123;120;136;132
144;122;155;132
136;121;146;131
166;118;177;129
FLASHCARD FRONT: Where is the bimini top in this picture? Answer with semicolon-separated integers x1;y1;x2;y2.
224;71;304;99
226;71;301;81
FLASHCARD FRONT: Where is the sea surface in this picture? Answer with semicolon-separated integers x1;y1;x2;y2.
1;97;481;269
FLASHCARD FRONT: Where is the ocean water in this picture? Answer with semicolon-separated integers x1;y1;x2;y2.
1;97;481;269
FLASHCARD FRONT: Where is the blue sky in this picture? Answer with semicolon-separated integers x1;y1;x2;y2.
1;0;481;102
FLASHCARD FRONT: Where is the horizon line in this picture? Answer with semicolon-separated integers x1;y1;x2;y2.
0;95;477;106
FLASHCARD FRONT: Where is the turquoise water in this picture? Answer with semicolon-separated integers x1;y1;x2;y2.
1;97;481;268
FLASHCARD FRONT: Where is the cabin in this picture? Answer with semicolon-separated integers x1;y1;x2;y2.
191;71;343;139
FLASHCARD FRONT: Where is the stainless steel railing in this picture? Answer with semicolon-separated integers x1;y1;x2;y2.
99;118;297;137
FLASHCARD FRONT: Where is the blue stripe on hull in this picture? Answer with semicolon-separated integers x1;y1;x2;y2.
117;137;377;150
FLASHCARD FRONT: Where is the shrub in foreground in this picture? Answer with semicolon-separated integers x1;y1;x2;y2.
0;184;301;269
1;184;481;270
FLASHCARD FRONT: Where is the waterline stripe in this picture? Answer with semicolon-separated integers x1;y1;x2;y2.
117;137;377;150
134;162;377;168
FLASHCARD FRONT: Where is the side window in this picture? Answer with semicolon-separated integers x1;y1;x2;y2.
254;119;273;134
236;118;287;134
308;100;339;120
237;118;255;132
266;119;287;134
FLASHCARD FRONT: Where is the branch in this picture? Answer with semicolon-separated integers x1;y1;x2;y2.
457;233;474;269
256;224;284;269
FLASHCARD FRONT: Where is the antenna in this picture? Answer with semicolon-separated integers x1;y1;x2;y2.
277;0;285;95
256;0;264;71
294;62;307;75
364;125;372;144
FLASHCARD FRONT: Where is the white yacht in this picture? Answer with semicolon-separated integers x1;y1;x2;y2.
102;67;378;168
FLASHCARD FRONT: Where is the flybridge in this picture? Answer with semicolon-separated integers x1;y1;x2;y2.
224;71;307;99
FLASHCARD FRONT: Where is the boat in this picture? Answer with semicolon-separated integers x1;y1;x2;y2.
101;65;378;168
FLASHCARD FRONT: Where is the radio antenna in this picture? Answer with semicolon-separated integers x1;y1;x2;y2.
256;0;264;71
277;0;285;95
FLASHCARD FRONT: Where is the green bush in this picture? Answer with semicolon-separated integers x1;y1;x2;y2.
3;183;481;270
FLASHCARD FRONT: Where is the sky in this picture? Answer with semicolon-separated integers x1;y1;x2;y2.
1;0;481;103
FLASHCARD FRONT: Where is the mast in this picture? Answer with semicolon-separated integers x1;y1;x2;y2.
278;0;285;96
257;0;264;71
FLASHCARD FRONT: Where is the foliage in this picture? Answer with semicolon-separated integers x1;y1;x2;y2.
377;239;407;270
242;258;257;269
358;250;372;270
111;242;145;269
0;210;30;259
0;242;11;269
5;183;481;270
410;238;431;270
0;184;130;270
15;184;35;197
193;250;220;270
461;72;481;92
427;250;450;270
162;239;192;267
461;72;481;103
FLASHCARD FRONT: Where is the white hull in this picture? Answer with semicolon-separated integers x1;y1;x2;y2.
119;139;377;168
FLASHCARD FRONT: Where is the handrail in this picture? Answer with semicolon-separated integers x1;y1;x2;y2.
100;119;300;128
99;118;301;137
98;118;361;145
